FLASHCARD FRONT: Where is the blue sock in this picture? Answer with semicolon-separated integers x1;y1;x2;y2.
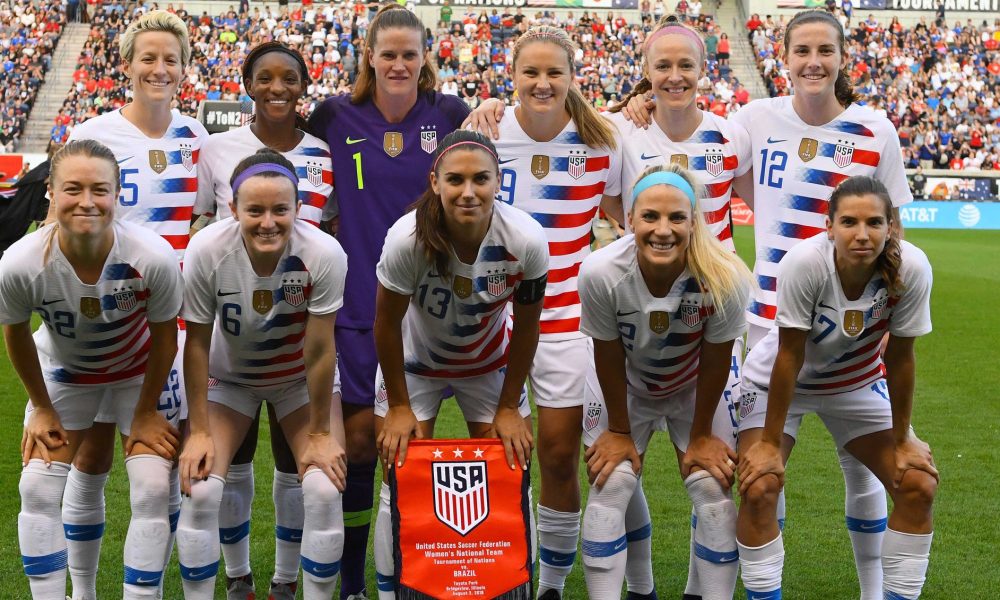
340;460;376;598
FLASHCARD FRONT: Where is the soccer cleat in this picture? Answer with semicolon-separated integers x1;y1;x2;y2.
226;574;256;600
537;590;561;600
345;592;370;600
268;580;297;600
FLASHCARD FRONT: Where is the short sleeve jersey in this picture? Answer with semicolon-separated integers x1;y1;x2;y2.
182;219;347;388
579;235;749;400
68;109;208;263
0;221;183;385
376;202;549;378
729;97;913;329
194;125;334;227
493;115;621;340
308;91;470;329
742;234;932;395
607;110;751;251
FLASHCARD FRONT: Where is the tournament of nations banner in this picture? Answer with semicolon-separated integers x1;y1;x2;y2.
390;439;532;599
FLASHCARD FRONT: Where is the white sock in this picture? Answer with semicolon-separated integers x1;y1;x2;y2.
123;455;172;598
738;534;784;599
582;462;638;599
273;468;304;585
177;474;224;599
157;467;181;600
624;482;654;596
19;459;70;599
839;447;886;600
685;470;738;600
536;505;580;595
776;489;786;532
882;529;932;600
220;462;253;579
300;469;344;599
374;483;395;600
63;467;108;600
684;509;699;597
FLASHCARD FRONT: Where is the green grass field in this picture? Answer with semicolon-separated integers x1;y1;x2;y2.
0;226;997;599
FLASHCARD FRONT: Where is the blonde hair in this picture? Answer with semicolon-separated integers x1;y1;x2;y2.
630;163;753;314
119;10;191;67
512;26;617;150
352;4;436;105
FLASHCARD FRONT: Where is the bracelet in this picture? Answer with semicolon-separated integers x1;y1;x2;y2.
307;431;330;437
608;427;631;435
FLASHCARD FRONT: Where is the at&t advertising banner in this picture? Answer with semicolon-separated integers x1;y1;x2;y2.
898;201;1000;229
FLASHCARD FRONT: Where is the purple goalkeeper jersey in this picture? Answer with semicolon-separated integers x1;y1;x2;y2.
308;91;469;329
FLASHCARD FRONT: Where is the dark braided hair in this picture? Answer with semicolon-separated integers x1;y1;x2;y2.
241;42;311;130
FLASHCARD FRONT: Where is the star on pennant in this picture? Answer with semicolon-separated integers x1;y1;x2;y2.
452;448;464;458
432;448;443;459
473;448;485;458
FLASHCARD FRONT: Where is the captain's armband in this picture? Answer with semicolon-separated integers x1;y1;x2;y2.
514;274;547;305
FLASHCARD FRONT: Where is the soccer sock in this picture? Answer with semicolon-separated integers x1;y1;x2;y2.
685;470;738;600
738;534;784;600
219;462;253;579
19;459;70;600
839;447;886;600
776;489;786;532
273;468;304;585
374;483;395;600
157;466;181;600
63;467;109;600
582;462;638;599
536;505;580;595
882;529;932;600
683;509;700;598
123;455;172;598
301;469;344;599
340;459;376;599
177;474;224;600
624;482;655;597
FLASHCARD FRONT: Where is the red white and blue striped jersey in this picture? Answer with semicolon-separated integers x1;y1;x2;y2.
194;125;334;227
607;110;751;252
68;110;208;264
0;221;183;385
182;219;347;388
579;235;749;400
729;97;912;329
494;116;621;340
376;202;549;378
742;234;932;395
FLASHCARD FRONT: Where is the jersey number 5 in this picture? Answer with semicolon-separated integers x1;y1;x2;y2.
119;168;139;206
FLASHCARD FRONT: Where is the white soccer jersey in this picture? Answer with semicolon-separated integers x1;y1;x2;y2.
0;221;183;385
182;219;347;388
742;234;932;395
194;125;334;227
376;202;549;378
578;235;749;400
494;116;621;340
730;97;912;329
68;109;208;263
607;110;751;252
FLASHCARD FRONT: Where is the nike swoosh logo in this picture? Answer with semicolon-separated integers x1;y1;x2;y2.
220;533;242;543
498;158;517;164
817;301;835;311
136;576;158;584
859;523;881;530
616;310;638;316
217;290;240;297
41;298;65;305
117;156;134;164
640;153;661;160
313;565;338;574
614;540;626;551
164;410;179;421
346;137;366;144
187;569;210;579
766;137;787;144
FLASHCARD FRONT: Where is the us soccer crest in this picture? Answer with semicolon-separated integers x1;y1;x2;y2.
649;310;670;334
420;126;438;154
432;461;489;536
114;287;137;312
833;139;855;169
148;149;168;174
179;143;194;171
739;391;757;420
870;294;887;320
567;150;587;180
679;301;701;328
798;138;819;162
584;402;602;432
486;270;507;297
705;148;724;177
306;161;323;187
452;275;473;299
376;378;388;405
842;310;864;336
252;289;274;315
670;154;689;169
531;155;549;179
80;297;102;319
282;280;306;307
384;131;403;157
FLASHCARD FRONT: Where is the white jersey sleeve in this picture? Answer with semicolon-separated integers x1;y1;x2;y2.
773;240;825;332
888;241;932;338
376;214;420;297
0;238;37;324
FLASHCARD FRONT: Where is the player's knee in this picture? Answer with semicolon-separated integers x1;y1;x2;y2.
894;470;937;512
20;460;69;513
346;429;378;463
186;475;225;518
741;475;781;517
538;440;581;483
73;448;114;474
591;462;639;505
302;469;342;510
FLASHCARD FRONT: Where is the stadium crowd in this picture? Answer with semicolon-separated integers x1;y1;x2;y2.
749;8;1000;171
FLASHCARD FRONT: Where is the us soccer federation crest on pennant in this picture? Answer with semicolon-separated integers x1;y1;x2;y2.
486;270;506;297
179;143;194;171
306;161;323;187
531;155;549;179
584;402;602;432
114;287;137;312
567;150;587;180
420;126;438;154
705;148;724;177
452;275;473;299
842;309;865;337
148;149;168;174
679;301;701;328
432;460;490;536
282;280;306;307
649;310;670;334
833;139;855;169
383;131;403;157
252;289;274;315
670;154;689;169
798;138;818;162
79;297;102;319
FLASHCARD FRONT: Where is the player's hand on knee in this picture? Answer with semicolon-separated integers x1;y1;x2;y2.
737;440;785;496
21;406;68;466
126;409;181;460
683;434;737;488
489;406;533;471
301;433;348;491
377;405;420;468
622;92;655;129
178;430;214;496
893;432;938;487
585;431;641;488
461;97;505;140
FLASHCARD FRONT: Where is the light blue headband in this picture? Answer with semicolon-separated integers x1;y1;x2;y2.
631;171;697;206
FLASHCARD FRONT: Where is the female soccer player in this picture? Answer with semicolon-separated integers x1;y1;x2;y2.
372;130;548;599
194;41;334;600
177;149;349;600
737;176;937;600
578;164;752;600
0;140;183;599
62;11;207;600
306;8;469;596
